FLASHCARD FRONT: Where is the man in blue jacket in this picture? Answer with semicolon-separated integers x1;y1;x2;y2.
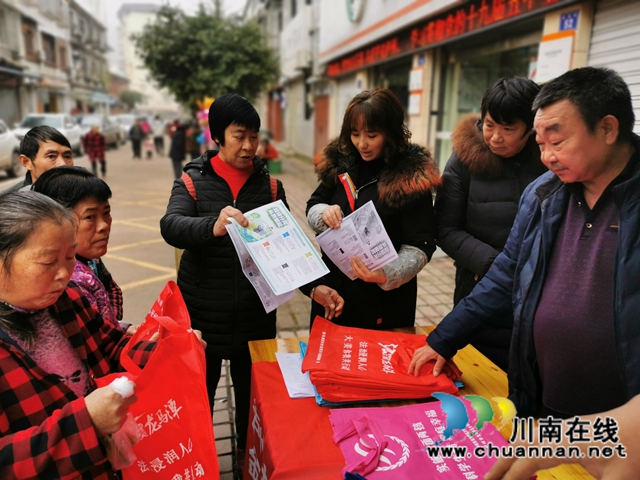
410;67;640;419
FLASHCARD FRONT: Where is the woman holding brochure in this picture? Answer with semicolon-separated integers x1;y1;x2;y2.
161;94;343;468
305;88;440;329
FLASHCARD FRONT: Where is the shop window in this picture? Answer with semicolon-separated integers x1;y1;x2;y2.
457;46;538;115
41;33;56;66
371;57;412;114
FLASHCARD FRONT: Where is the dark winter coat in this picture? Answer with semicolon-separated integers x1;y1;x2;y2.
160;152;287;357
306;139;440;330
434;116;546;370
0;171;31;195
169;126;186;162
128;124;144;142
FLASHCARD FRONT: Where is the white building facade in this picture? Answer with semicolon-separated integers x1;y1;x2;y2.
116;3;180;116
0;0;110;124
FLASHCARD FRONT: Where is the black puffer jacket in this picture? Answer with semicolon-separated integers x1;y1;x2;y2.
306;139;440;330
434;115;547;369
160;151;287;357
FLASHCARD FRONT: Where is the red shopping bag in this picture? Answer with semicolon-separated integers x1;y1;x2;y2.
302;316;461;402
98;313;218;479
146;280;191;331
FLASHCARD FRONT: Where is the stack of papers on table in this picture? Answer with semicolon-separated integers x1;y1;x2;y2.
275;352;315;399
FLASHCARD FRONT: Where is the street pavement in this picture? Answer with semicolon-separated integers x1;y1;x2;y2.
0;141;456;480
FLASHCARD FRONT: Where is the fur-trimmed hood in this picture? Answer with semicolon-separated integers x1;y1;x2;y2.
314;139;441;209
452;114;536;177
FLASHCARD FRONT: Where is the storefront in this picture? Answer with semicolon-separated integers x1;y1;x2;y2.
435;17;543;166
370;56;413;115
587;0;640;134
0;66;22;125
321;0;585;164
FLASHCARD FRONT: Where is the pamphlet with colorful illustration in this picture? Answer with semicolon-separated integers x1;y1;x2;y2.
226;200;329;310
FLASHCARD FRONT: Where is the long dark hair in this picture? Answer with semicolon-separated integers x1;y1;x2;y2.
0;192;74;342
337;88;411;161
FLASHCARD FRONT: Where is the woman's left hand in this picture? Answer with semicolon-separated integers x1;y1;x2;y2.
350;256;386;284
311;285;345;320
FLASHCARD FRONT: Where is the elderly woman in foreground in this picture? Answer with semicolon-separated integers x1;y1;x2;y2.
0;191;154;479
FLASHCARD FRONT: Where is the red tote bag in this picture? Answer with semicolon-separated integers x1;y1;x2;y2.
98;306;218;478
302;316;461;402
146;280;191;330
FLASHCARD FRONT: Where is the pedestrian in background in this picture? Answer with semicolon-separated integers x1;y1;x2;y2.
168;122;186;178
305;88;440;330
83;124;107;178
434;77;545;371
185;120;203;160
140;117;151;136
144;135;155;160
129;119;144;159
256;137;279;169
152;115;166;155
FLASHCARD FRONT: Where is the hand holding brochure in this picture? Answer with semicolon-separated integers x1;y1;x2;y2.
315;201;397;281
225;200;329;312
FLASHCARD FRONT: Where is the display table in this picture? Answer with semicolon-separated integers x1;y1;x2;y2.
244;327;594;480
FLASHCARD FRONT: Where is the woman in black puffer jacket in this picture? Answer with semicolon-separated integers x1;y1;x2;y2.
435;77;547;371
160;94;341;458
305;88;441;330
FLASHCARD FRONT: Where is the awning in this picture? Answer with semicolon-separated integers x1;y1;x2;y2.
0;65;40;80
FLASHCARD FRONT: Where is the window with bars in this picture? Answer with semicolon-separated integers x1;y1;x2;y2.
21;20;38;61
41;33;56;66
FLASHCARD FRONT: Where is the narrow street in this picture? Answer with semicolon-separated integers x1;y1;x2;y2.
0;141;456;479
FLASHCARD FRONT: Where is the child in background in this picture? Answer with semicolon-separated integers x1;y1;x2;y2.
144;135;155;159
257;137;279;168
83;125;106;177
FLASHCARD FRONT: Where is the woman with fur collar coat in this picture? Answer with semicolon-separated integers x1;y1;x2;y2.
305;88;440;330
434;77;547;371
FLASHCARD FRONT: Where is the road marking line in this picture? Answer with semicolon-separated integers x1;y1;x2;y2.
112;201;167;210
112;220;160;232
119;273;175;291
108;238;165;252
104;254;175;273
113;215;160;222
